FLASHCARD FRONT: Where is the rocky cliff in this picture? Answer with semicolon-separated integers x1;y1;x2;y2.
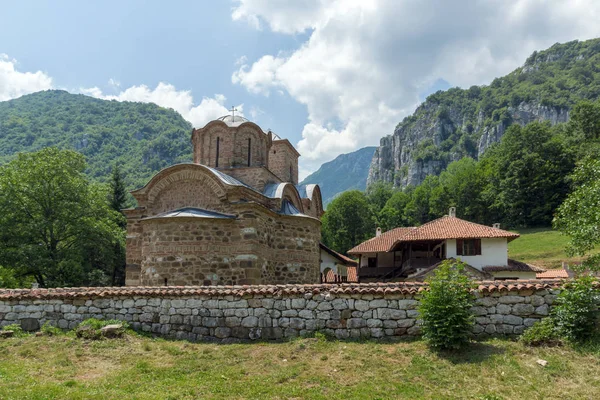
368;38;600;188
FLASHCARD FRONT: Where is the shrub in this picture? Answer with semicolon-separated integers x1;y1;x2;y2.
419;260;476;350
520;318;562;347
41;321;64;336
75;318;129;340
1;323;26;338
552;276;600;342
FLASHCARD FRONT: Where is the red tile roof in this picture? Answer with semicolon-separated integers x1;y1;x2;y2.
322;267;358;283
0;280;567;300
483;259;545;273
348;227;414;254
537;269;569;279
319;243;358;266
348;216;519;254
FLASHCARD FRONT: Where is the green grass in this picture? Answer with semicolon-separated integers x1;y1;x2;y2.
1;334;600;399
508;228;587;269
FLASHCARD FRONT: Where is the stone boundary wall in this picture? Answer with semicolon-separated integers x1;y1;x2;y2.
0;281;563;341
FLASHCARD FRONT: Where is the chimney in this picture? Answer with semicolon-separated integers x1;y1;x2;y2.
448;207;456;217
376;227;382;237
492;223;500;229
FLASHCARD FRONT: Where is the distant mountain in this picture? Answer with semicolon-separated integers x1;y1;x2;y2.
369;38;600;188
0;90;193;190
300;146;377;206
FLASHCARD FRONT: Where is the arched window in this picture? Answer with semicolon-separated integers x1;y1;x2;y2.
247;138;251;166
216;137;220;168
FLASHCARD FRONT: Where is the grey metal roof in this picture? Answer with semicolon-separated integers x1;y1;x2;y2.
295;184;317;199
280;200;305;216
217;115;250;127
142;207;236;220
204;166;250;187
263;182;287;198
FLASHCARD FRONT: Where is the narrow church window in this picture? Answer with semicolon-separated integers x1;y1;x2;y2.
247;138;251;166
164;278;168;286
216;137;220;167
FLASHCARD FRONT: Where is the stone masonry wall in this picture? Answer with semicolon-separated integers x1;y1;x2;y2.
0;282;562;341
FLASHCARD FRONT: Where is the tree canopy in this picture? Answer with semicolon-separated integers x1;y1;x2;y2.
0;147;124;287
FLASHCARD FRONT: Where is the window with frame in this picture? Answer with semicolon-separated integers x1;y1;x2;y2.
456;239;481;256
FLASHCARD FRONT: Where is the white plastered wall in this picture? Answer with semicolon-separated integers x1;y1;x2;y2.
446;237;508;270
320;249;347;277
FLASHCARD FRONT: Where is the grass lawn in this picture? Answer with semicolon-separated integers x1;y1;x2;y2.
1;334;600;399
508;228;581;269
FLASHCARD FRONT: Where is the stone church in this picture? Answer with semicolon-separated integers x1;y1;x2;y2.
124;115;324;286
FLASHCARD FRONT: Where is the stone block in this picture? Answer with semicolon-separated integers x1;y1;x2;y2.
512;304;535;316
524;318;539;327
496;304;511;314
396;319;415;328
503;315;523;325
282;310;298;317
369;299;387;308
530;295;545;306
291;298;306;309
253;308;268;317
407;325;421;336
498;296;524;304
214;327;231;338
470;306;488;316
316;302;333;311
484;324;496;334
289;318;305;330
535;304;549;316
298;310;314;319
316;311;330;320
397;300;419;310
375;308;391;320
383;320;397;329
347;318;366;329
367;319;382;328
354;300;369;311
390;309;407;320
332;299;348;310
241;316;258;328
476;297;498;307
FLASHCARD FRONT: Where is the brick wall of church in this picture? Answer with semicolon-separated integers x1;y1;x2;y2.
149;179;229;215
268;141;299;185
225;166;282;193
130;204;321;286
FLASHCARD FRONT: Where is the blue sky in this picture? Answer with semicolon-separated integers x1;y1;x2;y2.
1;1;599;178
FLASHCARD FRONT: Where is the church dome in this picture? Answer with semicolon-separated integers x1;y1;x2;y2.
217;114;250;127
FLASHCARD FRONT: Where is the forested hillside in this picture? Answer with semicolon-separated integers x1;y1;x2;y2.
369;38;600;188
0;90;193;190
300;146;376;206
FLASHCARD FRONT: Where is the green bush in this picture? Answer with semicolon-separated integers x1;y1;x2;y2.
552;276;600;342
520;318;561;346
2;323;26;337
75;318;129;340
419;260;476;350
41;321;64;336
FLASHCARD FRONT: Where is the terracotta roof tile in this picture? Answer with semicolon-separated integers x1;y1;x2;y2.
348;227;414;254
0;280;565;300
537;269;569;279
483;259;546;273
348;216;519;254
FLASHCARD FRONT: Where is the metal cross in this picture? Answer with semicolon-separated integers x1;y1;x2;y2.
229;106;238;119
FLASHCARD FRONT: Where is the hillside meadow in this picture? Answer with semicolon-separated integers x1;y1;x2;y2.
508;228;599;269
1;334;600;400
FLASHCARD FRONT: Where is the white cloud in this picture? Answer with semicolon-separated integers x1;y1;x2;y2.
0;54;53;101
84;83;243;128
232;0;600;175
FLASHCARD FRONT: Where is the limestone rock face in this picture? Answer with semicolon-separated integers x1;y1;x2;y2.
367;100;569;189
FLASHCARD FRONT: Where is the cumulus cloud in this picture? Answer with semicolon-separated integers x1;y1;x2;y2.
0;54;53;101
84;83;243;128
231;0;600;175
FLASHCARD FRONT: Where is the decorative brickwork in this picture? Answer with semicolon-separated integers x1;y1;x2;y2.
268;140;299;185
125;116;323;287
0;280;567;341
